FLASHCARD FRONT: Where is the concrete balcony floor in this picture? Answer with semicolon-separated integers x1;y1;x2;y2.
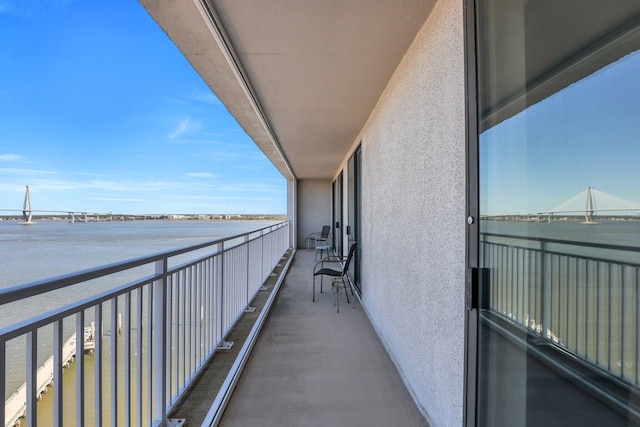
172;249;428;426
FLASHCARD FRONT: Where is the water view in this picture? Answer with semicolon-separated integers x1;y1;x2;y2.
1;219;281;426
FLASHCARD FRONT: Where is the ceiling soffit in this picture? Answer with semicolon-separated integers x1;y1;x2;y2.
141;0;435;180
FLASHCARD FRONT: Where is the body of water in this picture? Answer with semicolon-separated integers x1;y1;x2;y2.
0;218;279;423
0;219;279;289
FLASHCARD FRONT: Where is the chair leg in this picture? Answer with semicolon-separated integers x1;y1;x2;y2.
347;280;356;309
341;277;350;304
312;275;315;302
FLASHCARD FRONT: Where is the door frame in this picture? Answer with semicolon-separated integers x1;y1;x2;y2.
464;0;480;425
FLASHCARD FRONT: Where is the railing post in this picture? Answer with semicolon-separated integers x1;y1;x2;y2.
245;235;256;312
95;304;103;427
217;243;233;350
53;320;63;427
0;338;5;427
152;259;168;425
76;311;85;426
26;330;36;427
540;241;548;338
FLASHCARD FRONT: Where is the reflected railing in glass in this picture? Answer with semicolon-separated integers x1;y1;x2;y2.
480;231;639;387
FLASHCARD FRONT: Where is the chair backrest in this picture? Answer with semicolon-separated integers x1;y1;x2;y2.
320;225;331;238
342;242;357;275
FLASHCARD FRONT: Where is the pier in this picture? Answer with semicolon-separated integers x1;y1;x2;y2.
3;329;94;427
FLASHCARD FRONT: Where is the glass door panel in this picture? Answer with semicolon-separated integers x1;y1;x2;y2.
475;1;640;425
347;146;362;292
333;173;343;257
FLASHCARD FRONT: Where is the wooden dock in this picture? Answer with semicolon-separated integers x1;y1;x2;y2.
4;328;95;427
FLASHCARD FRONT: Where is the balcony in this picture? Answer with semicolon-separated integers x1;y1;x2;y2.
171;248;427;426
0;223;427;426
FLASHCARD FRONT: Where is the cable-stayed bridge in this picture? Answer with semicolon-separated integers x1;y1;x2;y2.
0;185;147;223
483;187;640;222
0;185;214;222
0;208;166;222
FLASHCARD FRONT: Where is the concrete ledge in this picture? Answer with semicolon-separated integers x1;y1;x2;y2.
168;248;295;425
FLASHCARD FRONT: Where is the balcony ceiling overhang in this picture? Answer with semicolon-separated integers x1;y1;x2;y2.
139;0;435;180
478;0;640;131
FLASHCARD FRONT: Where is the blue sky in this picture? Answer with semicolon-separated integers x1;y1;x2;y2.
480;49;640;216
0;0;287;215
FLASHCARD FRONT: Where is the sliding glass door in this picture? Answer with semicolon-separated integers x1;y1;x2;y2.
347;145;361;292
333;172;343;257
472;1;640;425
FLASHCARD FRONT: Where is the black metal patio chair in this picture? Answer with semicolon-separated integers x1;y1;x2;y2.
312;242;357;309
307;225;331;250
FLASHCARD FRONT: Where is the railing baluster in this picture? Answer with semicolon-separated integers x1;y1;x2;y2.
596;261;601;366
166;274;173;405
76;311;85;427
621;265;626;380
198;260;204;366
111;298;118;427
175;271;180;392
26;329;37;427
136;287;142;427
146;283;153;426
180;268;186;390
53;320;63;427
636;266;639;386
186;266;192;380
219;245;225;344
608;263;613;371
152;259;168;423
0;338;5;427
124;291;132;427
95;304;103;427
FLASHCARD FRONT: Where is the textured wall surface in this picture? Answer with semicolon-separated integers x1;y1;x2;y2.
296;179;332;247
358;1;466;425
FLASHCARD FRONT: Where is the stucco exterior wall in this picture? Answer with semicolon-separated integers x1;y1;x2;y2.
296;179;332;248
358;1;466;426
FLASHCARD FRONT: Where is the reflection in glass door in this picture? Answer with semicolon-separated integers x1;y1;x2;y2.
475;1;640;425
347;145;361;292
333;173;343;257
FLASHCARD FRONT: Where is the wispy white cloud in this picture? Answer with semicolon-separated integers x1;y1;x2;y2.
184;172;216;178
167;118;194;139
0;167;56;175
217;183;283;194
169;138;223;145
0;154;27;162
169;89;222;107
87;197;147;202
186;90;221;105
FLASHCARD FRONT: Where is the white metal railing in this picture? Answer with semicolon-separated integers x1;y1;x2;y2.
1;221;289;427
481;231;640;387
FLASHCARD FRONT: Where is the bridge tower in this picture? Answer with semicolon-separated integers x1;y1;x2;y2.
582;186;598;224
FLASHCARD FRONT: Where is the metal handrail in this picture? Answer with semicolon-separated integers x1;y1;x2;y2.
0;221;289;306
482;231;640;254
1;220;290;426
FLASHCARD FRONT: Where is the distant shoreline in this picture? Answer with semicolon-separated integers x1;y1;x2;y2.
480;215;640;222
0;214;287;222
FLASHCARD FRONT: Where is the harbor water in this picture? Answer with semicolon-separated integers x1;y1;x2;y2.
0;219;279;425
